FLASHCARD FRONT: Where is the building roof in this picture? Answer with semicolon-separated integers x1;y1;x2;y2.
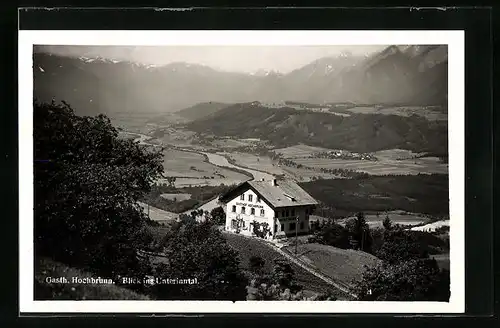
220;179;318;209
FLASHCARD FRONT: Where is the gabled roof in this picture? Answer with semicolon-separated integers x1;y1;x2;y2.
219;179;318;209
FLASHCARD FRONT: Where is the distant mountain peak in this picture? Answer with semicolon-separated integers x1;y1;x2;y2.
338;51;353;58
78;55;121;64
251;69;283;77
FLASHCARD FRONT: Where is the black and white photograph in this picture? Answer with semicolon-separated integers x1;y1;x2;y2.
19;30;464;313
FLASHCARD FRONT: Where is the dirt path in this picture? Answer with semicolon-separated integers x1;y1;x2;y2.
222;231;357;299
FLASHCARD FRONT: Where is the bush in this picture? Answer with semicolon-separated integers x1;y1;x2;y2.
353;258;450;301
375;228;430;264
210;206;226;225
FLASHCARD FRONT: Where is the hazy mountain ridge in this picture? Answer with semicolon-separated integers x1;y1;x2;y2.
33;45;447;116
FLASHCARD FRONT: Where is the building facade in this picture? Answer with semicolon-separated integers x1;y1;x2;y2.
219;178;318;239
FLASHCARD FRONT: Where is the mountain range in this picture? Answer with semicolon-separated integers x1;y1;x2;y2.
33;45;448;116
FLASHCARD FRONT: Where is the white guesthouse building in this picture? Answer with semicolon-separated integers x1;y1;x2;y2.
219;178;318;239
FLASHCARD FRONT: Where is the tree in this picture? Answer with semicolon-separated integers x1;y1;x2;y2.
153;221;248;300
251;221;271;239
312;221;350;249
382;215;393;230
210;206;226;225
353;258;450;301
375;228;429;265
165;176;176;187
346;212;373;253
34;100;163;278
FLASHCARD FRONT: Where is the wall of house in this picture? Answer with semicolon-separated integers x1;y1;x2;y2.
224;188;275;238
273;206;312;238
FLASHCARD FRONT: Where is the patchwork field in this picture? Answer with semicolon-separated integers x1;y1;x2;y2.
274;144;332;159
161;149;250;186
373;149;425;160
225;152;286;176
282;243;381;288
344;105;447;121
291;157;448;175
109;112;165;134
337;211;431;229
155;128;199;148
281;167;342;182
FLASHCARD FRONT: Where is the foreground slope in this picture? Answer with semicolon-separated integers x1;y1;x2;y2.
35;258;150;300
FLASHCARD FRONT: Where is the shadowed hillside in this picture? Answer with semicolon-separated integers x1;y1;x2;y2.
185;103;448;154
176;102;232;121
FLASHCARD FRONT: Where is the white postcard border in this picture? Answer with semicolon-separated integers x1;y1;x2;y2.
19;30;465;314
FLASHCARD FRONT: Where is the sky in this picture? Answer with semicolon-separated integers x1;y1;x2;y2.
34;45;387;73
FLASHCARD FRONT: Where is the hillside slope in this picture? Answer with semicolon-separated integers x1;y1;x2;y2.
176;102;232;121
185;103;448;154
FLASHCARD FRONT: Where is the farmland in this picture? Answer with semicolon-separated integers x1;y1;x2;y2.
274;145;447;176
341;105;447;121
336;211;430;229
161;149;250;187
224;152;286;176
282;243;381;288
291;157;447;175
274;144;333;159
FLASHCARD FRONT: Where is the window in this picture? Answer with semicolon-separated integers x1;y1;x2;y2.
300;222;304;230
305;208;309;215
260;209;265;216
280;223;284;231
240;194;245;200
241;207;246;214
291;209;296;217
285;210;289;217
232;205;236;212
251;208;255;215
289;222;296;231
257;196;261;203
274;224;278;232
248;195;253;202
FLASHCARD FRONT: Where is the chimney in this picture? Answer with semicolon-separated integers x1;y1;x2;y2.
261;178;265;181
271;178;277;186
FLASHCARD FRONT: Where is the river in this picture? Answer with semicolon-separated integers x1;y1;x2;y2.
122;131;276;218
122;131;275;182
